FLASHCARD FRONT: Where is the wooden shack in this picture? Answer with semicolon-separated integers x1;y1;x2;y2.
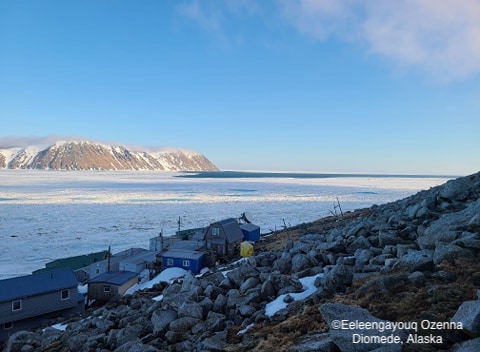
87;271;138;303
204;218;244;258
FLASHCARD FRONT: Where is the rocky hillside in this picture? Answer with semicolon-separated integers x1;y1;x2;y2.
4;172;480;352
0;140;218;171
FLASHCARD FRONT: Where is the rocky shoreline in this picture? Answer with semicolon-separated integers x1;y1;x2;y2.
4;171;480;352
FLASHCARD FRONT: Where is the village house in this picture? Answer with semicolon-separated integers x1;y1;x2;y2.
87;271;138;304
0;268;84;342
161;249;205;274
204;218;244;258
33;250;109;283
84;248;156;281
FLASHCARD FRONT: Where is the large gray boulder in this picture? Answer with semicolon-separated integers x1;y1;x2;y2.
317;260;353;294
227;263;258;288
433;243;474;265
319;303;405;352
396;249;434;272
272;254;292;274
418;199;480;250
439;176;475;201
451;300;480;337
291;253;315;272
151;309;177;335
178;301;204;320
260;278;277;301
169;316;200;332
240;277;260;295
452;337;480;352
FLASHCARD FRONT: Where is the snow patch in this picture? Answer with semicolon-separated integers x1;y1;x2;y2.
125;267;189;295
265;273;324;317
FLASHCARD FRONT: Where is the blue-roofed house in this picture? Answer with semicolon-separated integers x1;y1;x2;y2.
161;249;205;274
87;271;138;303
0;268;84;342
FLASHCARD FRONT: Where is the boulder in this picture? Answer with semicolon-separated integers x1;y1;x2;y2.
317;260;353;294
433;243;474;265
107;324;144;350
240;277;260;295
151;309;177;335
419;199;480;250
213;293;227;314
205;311;226;332
354;249;373;271
197;330;228;352
452;337;480;352
199;296;214;317
396;249;434;272
4;331;38;352
346;235;371;254
178;301;204;320
451;300;480;337
439;176;475;201
238;304;257;318
226;289;241;309
378;231;404;247
227;264;258;288
169;316;200;332
272;254;292;274
203;284;225;299
316;239;346;253
407;271;426;284
260;278;277;301
291;253;315;273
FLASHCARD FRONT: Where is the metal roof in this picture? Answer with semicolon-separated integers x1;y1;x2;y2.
88;271;138;285
240;223;260;231
162;249;205;260
0;268;78;303
210;218;244;243
110;248;153;264
33;251;109;274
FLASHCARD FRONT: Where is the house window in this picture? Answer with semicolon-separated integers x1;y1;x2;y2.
61;289;70;300
212;227;220;236
103;286;111;293
95;268;100;275
167;258;174;266
12;300;22;312
182;260;190;267
4;322;13;330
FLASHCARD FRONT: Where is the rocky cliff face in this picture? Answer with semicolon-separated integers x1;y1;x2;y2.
3;172;480;352
0;141;218;171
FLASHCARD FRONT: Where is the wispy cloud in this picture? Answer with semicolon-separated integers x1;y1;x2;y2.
176;0;261;35
282;0;480;81
0;135;80;148
178;0;480;81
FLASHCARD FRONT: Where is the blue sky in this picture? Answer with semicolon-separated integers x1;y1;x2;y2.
0;0;479;175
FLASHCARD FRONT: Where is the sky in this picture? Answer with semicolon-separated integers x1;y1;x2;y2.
0;0;479;175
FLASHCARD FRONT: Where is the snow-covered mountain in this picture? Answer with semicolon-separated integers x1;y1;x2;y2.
0;140;219;171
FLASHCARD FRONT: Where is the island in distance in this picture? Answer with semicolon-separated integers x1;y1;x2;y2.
0;138;219;172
